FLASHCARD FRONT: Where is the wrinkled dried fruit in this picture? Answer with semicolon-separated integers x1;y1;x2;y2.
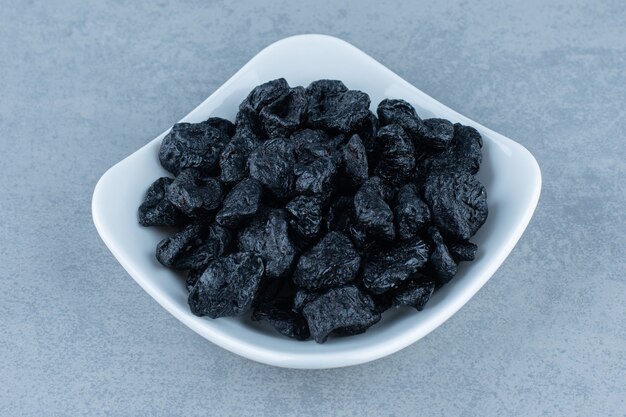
293;232;361;290
260;87;306;139
216;178;262;228
290;129;333;164
186;268;203;292
293;289;319;312
394;183;430;240
248;138;296;200
377;98;423;138
424;172;488;240
159;121;229;175
138;177;185;227
341;134;369;188
449;241;478;262
305;80;371;133
419;123;483;175
417;118;454;149
237;209;296;278
175;224;232;270
188;252;264;318
374;124;416;187
252;305;310;340
155;223;203;268
303;285;381;343
354;177;395;241
219;127;261;184
392;280;435;310
294;155;339;201
165;169;223;217
363;238;429;294
285;195;323;240
206;117;235;138
325;197;367;249
141;79;488;342
428;227;457;283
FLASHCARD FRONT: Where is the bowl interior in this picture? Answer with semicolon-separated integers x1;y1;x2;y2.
93;35;541;368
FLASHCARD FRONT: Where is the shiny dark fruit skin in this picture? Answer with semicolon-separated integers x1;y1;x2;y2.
292;231;361;291
248;138;296;200
140;78;488;343
188;252;264;318
392;280;436;310
374;124;416;187
449;241;478;263
428;226;458;284
285;195;323;240
354;177;396;241
302;285;381;344
159;121;229;175
236;209;296;278
138;177;186;227
423;172;488;241
165;169;223;217
216;178;262;228
362;237;429;294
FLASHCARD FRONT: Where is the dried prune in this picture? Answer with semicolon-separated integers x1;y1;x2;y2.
248;138;296;200
237;209;296;278
449;241;478;262
392;280;435;310
362;238;429;294
285;195;323;240
394;183;431;240
206;117;235;138
290;129;333;164
424;172;488;240
252;305;310;340
354;177;395;241
377;98;423;138
374;124;416;187
140;79;489;342
240;78;290;114
186;268;203;292
165;169;223;217
260;87;306;139
302;285;381;343
428;227;457;284
159;121;229;175
419;123;483;175
219;127;261;184
360;112;382;169
294;155;339;201
251;276;310;340
293;232;361;290
326;197;367;249
341;134;369;188
155;223;203;268
293;289;319;312
175;223;232;270
305;80;371;133
216;178;262;228
138;177;185;227
188;252;264;318
417;118;454;149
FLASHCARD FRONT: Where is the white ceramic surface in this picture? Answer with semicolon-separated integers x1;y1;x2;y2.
92;34;541;369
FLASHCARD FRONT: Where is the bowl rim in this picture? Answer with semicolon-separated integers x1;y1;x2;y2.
93;34;542;369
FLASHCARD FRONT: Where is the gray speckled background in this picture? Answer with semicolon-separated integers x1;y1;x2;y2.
1;1;625;416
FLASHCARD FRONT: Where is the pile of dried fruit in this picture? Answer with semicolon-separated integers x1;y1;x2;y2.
138;78;488;343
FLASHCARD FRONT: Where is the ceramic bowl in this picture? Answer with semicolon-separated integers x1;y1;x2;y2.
92;34;541;369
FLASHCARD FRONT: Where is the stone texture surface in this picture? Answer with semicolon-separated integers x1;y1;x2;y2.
1;1;625;416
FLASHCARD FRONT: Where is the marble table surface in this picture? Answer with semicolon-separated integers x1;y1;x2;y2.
1;1;624;416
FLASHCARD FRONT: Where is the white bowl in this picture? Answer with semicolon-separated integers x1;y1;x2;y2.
92;34;541;369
